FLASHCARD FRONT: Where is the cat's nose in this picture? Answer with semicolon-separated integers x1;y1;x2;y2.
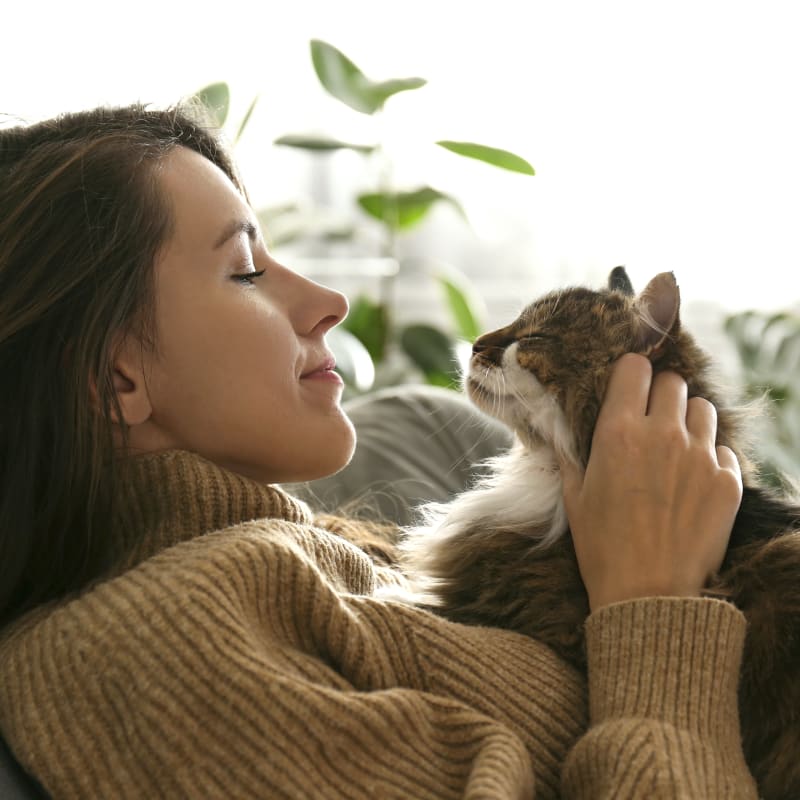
472;337;507;366
472;327;514;361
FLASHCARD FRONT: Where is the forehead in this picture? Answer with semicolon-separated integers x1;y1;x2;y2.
521;287;628;328
158;146;247;248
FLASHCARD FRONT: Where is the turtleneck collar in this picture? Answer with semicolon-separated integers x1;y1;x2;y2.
110;449;313;574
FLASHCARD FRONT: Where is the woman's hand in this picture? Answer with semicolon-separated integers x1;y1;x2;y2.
560;353;743;612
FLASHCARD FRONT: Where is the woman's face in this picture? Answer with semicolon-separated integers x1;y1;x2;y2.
116;146;355;484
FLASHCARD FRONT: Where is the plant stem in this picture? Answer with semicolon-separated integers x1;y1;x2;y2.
373;108;398;259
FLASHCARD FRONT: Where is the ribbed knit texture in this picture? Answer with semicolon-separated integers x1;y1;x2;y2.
0;449;757;798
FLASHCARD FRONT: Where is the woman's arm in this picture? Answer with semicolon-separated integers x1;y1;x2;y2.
559;353;757;798
562;596;756;798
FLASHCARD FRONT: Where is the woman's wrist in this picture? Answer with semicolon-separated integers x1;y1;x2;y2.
585;596;746;728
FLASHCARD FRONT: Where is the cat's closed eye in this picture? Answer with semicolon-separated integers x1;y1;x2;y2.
519;333;554;345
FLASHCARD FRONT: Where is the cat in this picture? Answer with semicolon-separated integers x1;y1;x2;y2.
400;267;800;800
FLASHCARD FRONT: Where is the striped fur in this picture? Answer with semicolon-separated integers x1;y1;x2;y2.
402;269;800;800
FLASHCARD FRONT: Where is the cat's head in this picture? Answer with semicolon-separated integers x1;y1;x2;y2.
467;267;719;466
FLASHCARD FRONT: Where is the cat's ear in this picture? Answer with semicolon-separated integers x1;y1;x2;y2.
633;272;681;357
608;265;635;296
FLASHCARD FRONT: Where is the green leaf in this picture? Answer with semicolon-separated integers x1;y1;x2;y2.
766;384;791;405
724;311;760;369
723;310;753;341
326;326;375;392
274;134;375;154
193;82;230;128
775;328;800;371
357;186;465;230
436;140;535;175
425;370;456;388
234;94;259;144
368;77;428;108
400;324;461;388
310;39;426;115
436;273;484;341
310;39;372;113
342;295;389;361
724;308;800;478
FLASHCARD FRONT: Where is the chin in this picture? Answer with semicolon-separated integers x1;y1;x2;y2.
323;419;358;478
221;410;357;485
291;413;357;484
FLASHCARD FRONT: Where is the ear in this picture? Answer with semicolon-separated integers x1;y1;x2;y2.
608;265;635;296
633;272;681;357
89;337;153;427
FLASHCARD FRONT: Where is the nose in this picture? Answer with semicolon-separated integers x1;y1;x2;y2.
295;273;349;337
314;286;349;336
472;327;515;363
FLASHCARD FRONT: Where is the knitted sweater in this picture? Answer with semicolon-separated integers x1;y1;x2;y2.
0;449;757;799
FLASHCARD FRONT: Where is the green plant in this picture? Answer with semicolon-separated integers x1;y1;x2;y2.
192;82;259;145
270;40;535;391
725;309;800;488
192;44;534;393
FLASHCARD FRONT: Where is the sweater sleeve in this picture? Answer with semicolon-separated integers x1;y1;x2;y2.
561;597;759;799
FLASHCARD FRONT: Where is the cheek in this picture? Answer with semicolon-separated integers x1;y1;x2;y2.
513;349;559;393
150;291;297;417
504;346;547;399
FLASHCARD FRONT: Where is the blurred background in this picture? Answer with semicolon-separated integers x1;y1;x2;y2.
4;0;799;477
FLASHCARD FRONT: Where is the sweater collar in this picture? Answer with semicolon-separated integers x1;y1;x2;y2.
111;449;313;573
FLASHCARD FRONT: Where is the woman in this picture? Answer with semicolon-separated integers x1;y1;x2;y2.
0;105;756;798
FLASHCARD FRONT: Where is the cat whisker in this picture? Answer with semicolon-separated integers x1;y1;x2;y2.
496;370;510;419
445;391;508;473
480;367;505;433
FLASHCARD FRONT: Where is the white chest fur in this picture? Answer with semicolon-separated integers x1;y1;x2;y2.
396;442;569;602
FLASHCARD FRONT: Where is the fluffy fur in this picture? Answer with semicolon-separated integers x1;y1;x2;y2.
400;268;800;800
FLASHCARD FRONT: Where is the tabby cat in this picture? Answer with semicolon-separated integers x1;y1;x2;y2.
400;267;800;800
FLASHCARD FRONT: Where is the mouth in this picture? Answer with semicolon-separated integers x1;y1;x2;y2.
300;354;343;385
466;375;492;402
466;375;513;412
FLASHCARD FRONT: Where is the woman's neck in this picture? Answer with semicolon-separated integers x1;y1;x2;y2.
108;449;312;576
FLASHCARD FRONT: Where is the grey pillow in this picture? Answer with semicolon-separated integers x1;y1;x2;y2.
284;384;512;526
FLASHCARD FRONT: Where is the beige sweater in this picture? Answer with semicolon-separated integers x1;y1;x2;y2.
0;450;757;799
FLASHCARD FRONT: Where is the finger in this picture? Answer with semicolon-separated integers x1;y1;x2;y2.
685;396;717;446
597;353;652;425
716;445;742;481
646;370;688;421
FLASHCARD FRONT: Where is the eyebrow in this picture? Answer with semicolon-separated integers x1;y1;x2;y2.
213;218;258;250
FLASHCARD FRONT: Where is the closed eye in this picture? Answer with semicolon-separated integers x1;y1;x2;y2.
520;333;553;342
232;269;266;286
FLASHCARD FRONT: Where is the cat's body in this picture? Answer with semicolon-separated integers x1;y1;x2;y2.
401;268;800;800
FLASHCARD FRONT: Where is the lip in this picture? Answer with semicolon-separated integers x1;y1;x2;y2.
300;355;342;383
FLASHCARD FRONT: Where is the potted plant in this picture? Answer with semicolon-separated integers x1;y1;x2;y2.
193;41;535;392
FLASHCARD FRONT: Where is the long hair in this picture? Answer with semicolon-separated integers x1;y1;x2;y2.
0;104;241;627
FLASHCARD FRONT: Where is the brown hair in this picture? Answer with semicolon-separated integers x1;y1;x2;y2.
0;104;241;626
